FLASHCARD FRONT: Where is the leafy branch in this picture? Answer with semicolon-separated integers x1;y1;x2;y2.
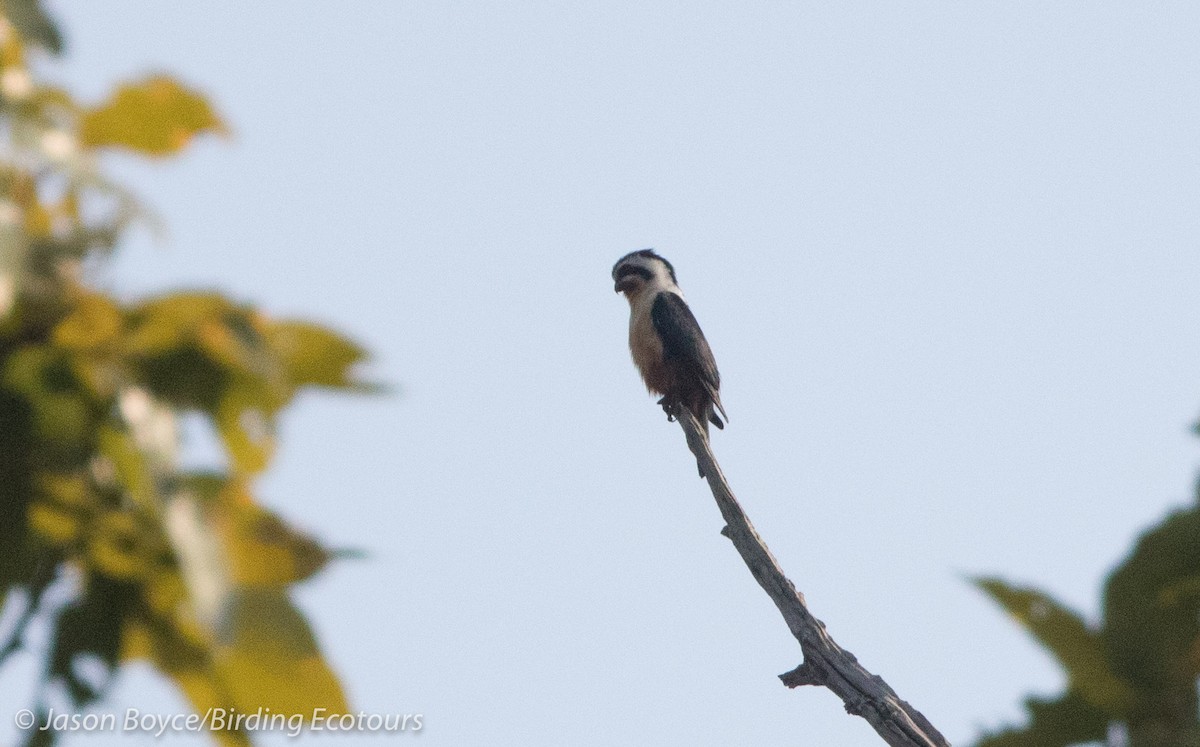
0;4;375;744
972;481;1200;746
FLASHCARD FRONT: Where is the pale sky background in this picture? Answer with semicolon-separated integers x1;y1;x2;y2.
3;2;1200;745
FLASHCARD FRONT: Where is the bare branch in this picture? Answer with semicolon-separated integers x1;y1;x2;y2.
675;410;950;747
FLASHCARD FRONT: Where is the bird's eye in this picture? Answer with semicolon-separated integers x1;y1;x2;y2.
616;265;652;281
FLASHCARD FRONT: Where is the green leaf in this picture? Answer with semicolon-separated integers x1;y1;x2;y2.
214;382;275;474
126;292;235;356
1103;505;1200;690
198;310;282;387
1156;575;1200;608
2;346;94;457
125;475;348;732
133;346;229;412
127;295;375;473
214;588;350;717
126;293;244;412
972;576;1134;713
177;475;338;586
47;575;138;706
86;510;157;582
1;0;64;54
52;292;122;351
0;386;35;612
267;320;374;393
226;503;334;587
124;618;252;747
27;472;93;549
79;76;227;157
129;292;287;403
0;216;24;321
973;690;1110;747
96;423;154;508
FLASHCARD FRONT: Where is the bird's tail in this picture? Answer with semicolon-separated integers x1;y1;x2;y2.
705;385;728;430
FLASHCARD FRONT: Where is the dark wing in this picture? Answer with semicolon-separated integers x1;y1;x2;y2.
651;292;728;423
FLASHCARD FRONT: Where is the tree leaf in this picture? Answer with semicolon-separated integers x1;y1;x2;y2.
267;319;373;393
1;0;64;54
214;382;275;474
972;576;1134;713
0;386;35;608
157;478;349;716
128;293;288;426
27;471;92;548
125;292;235;356
214;588;349;717
85;510;154;582
0;230;23;321
52;292;122;351
46;575;138;706
224;503;333;587
974;690;1110;747
96;423;154;508
1103;505;1200;690
2;346;94;457
79;76;227;157
27;501;81;547
124;618;251;747
198;311;282;389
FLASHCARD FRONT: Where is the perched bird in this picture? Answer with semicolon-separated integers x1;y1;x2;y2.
612;249;728;443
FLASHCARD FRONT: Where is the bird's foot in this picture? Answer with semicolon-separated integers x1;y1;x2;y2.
657;397;680;422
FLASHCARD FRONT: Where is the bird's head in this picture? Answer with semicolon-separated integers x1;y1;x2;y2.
612;249;678;298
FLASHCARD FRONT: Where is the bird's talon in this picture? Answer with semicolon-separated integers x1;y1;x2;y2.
659;399;681;421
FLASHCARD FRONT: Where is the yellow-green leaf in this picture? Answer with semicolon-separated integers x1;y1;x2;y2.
198;314;278;385
2;346;92;448
975;690;1110;747
215;383;275;474
973;576;1135;713
215;589;349;717
268;320;372;392
96;422;154;507
53;292;123;351
126;292;233;355
225;505;333;587
28;501;82;546
2;0;64;55
34;471;92;509
86;510;152;581
125;619;252;747
80;75;227;157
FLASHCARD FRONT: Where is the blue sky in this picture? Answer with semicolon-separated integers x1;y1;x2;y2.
4;2;1200;745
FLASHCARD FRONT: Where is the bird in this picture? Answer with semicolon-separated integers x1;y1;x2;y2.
612;249;728;450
